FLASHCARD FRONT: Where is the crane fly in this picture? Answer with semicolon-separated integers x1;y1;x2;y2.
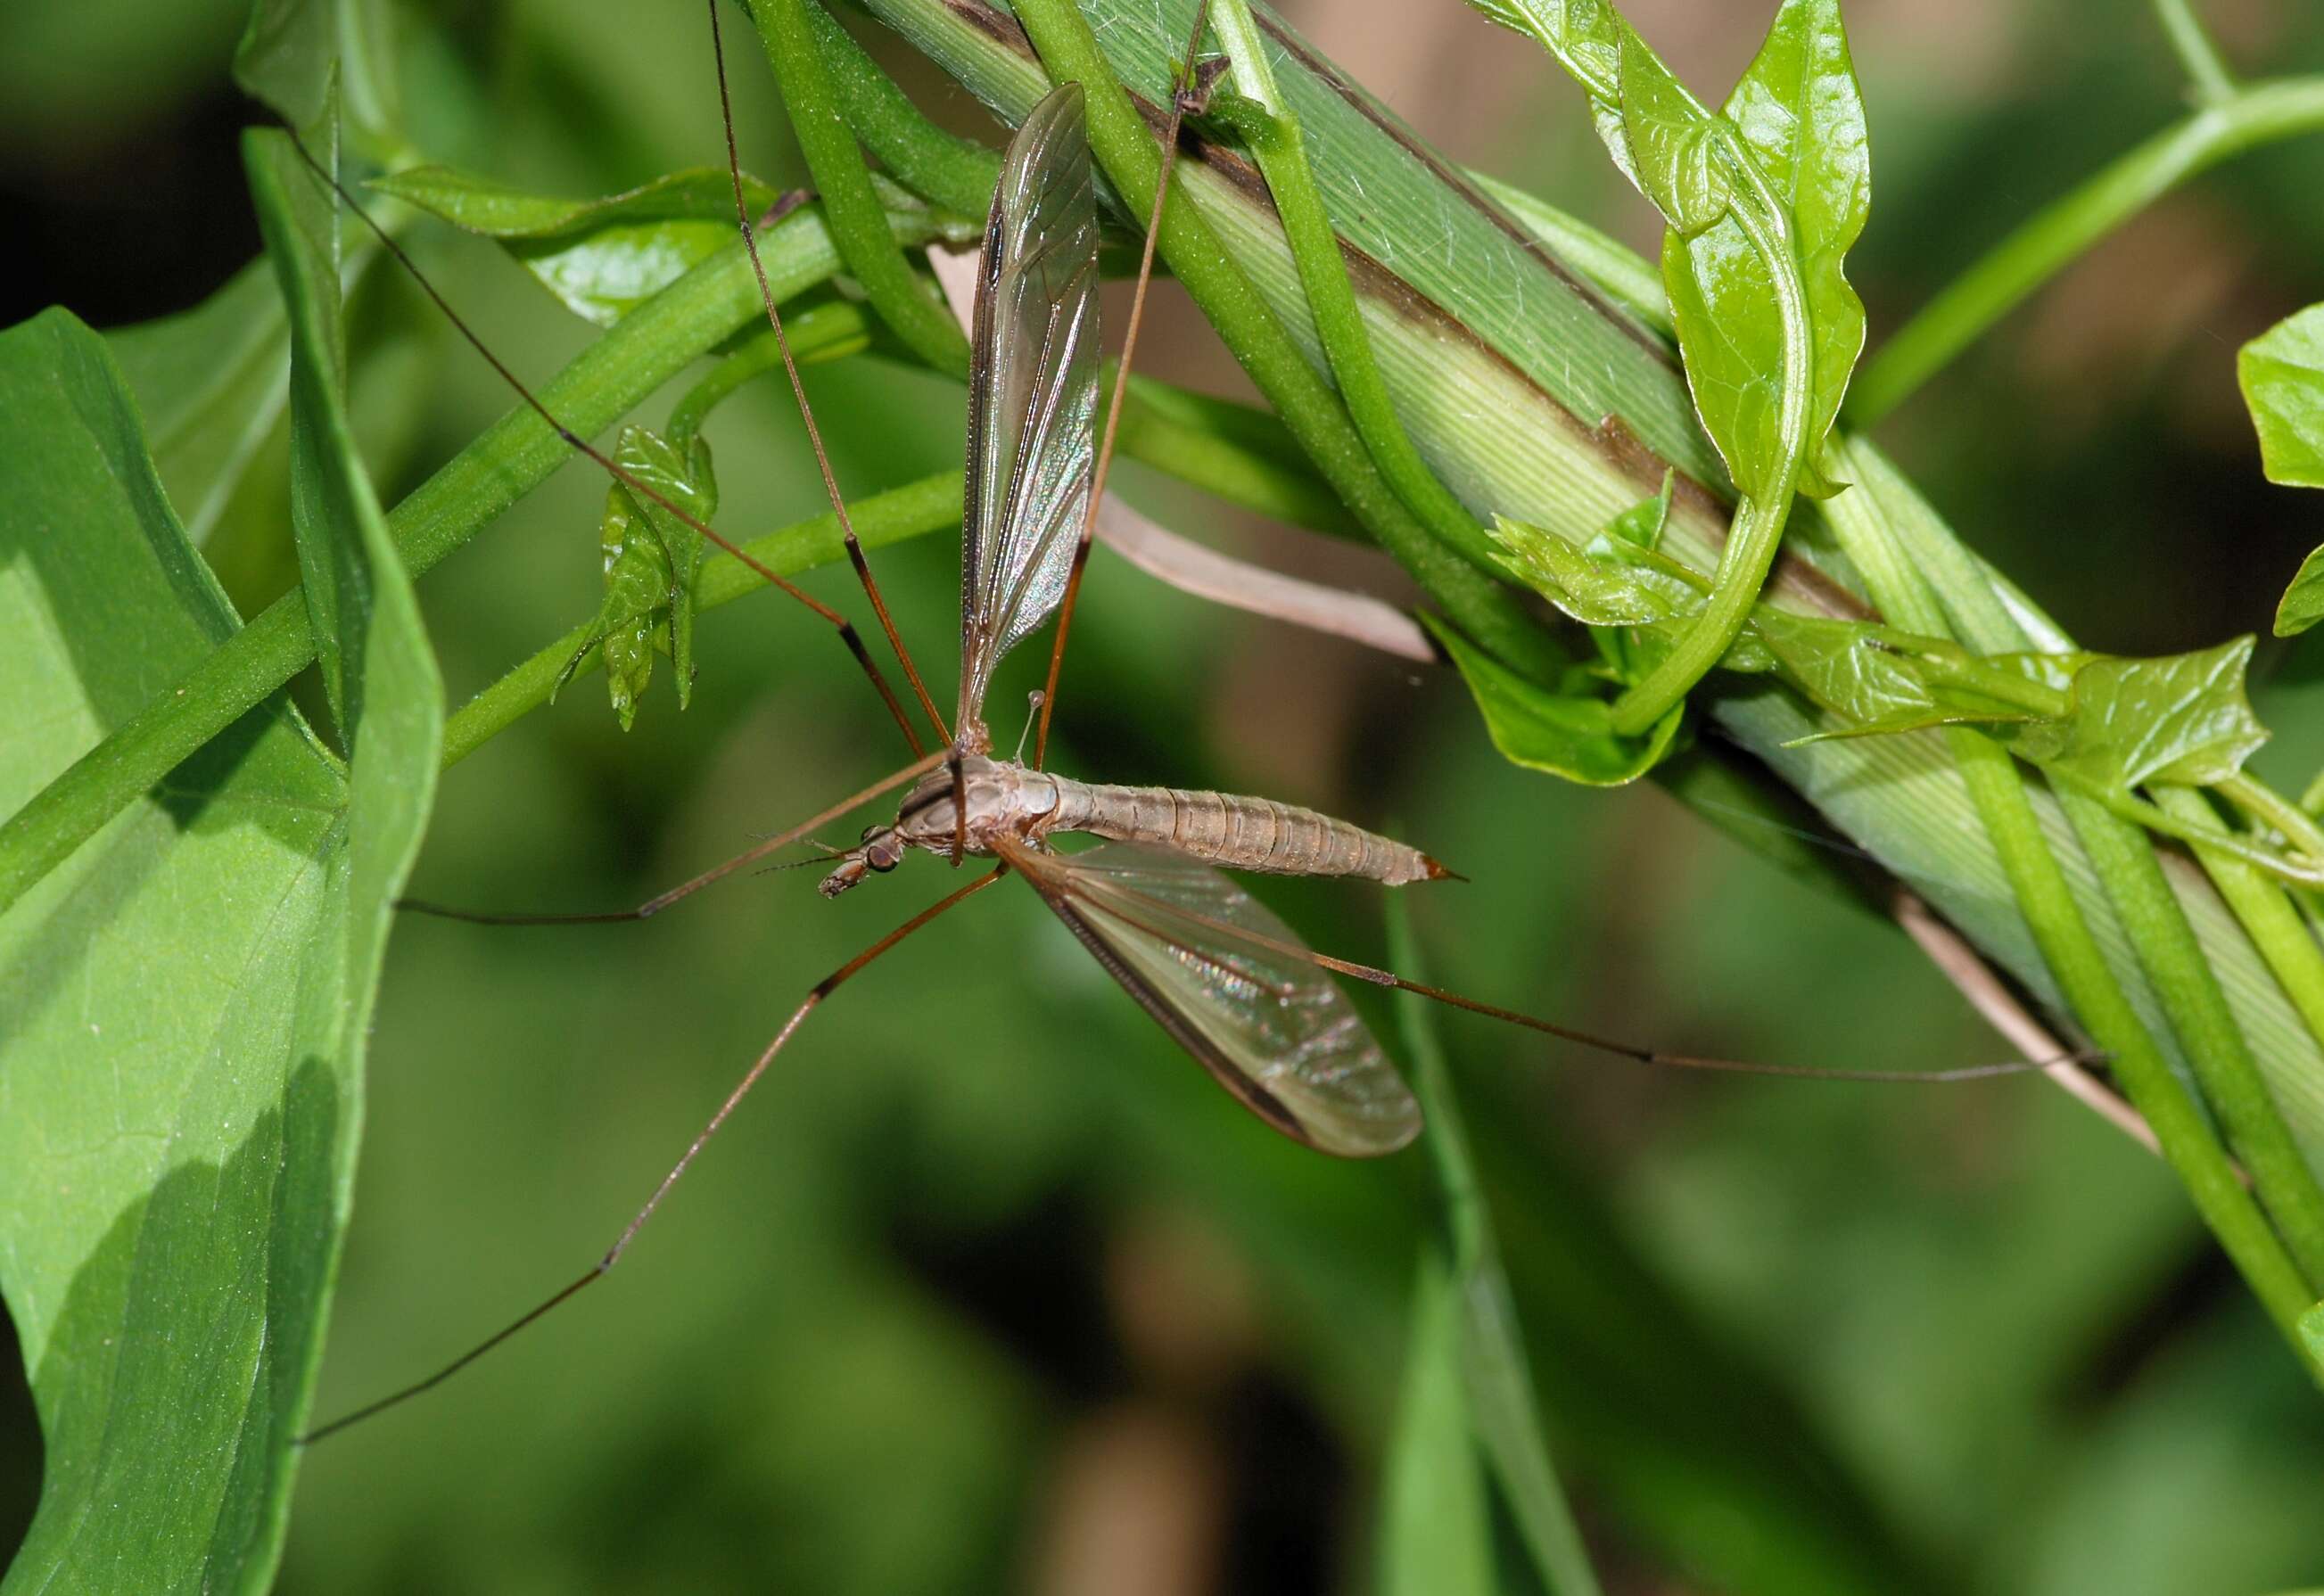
301;4;2056;1444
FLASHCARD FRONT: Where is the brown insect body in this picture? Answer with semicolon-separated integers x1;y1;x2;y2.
821;756;1445;896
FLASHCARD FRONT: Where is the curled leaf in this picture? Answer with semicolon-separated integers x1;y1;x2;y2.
556;424;720;728
1424;613;1682;785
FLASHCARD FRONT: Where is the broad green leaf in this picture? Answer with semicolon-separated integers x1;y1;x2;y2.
1377;1256;1498;1596
1720;0;1867;496
556;425;720;728
2303;1300;2324;1367
233;0;398;138
1755;613;2030;744
1423;613;1681;785
0;306;437;1593
2274;547;2324;639
2010;638;2267;794
2240;303;2324;489
104;259;290;547
1659;0;1867;500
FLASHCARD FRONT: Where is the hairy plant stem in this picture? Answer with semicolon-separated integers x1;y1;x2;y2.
745;0;972;375
1007;0;1568;683
1849;72;2324;424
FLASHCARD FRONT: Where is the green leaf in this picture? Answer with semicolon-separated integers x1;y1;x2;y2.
233;0;398;138
2010;638;2268;794
2274;547;2324;638
1756;613;2027;742
2303;1300;2324;1367
1377;1255;1499;1596
2240;303;2324;489
1424;613;1682;785
374;165;784;328
1658;0;1867;499
556;424;720;728
104;259;290;547
1463;0;1633;180
1495;514;1682;629
0;305;437;1592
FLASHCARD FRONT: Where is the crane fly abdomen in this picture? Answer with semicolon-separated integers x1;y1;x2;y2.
1046;780;1446;886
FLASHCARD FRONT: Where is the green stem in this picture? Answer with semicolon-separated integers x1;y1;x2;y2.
2153;0;2238;106
2060;787;2324;1287
2155;785;2324;1125
667;296;875;447
1963;738;2320;1336
801;0;999;216
0;222;810;917
1207;0;1498;572
1008;0;1567;684
746;0;971;376
1849;73;2324;425
445;472;963;766
2222;773;2324;868
1611;168;1809;736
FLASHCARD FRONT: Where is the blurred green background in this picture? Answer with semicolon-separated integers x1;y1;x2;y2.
4;0;2324;1591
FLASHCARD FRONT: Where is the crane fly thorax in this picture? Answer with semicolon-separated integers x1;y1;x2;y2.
818;756;1060;897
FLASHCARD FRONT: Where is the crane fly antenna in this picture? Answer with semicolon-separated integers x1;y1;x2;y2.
705;0;952;750
277;133;930;760
301;864;1009;1446
395;750;944;926
1034;0;1217;769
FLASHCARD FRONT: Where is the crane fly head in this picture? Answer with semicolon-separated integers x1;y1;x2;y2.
818;823;905;898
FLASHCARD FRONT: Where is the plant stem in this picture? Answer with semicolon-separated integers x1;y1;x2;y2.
444;472;963;766
801;0;999;216
746;0;972;376
1008;0;1567;684
1611;185;1808;736
2153;0;2238;106
1849;73;2324;425
1207;0;1498;572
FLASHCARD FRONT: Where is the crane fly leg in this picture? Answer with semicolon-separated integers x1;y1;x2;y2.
1034;0;1216;769
301;864;1008;1445
705;0;952;751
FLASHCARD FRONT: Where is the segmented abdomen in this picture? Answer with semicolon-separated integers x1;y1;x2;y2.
1049;781;1442;885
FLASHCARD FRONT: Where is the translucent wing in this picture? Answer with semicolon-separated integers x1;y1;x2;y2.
1002;840;1422;1157
958;82;1100;737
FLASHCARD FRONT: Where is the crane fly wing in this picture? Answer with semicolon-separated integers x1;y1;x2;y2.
957;82;1100;737
999;840;1422;1157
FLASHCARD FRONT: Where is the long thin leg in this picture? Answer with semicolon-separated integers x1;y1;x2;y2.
1074;879;2088;1084
282;137;931;761
301;864;1009;1445
398;750;944;926
1034;0;1218;769
706;0;952;750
